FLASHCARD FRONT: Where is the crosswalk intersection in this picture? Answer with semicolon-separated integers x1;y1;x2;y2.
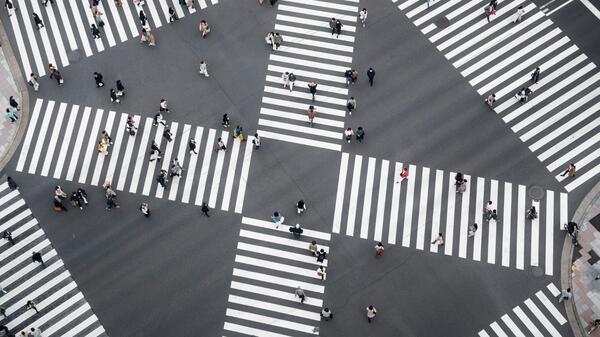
256;0;360;152
15;98;254;213
478;282;568;337
0;182;106;336
223;216;331;337
333;152;569;276
3;0;219;78
393;0;600;192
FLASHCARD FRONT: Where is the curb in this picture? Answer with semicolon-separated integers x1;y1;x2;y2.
562;180;600;337
0;17;29;171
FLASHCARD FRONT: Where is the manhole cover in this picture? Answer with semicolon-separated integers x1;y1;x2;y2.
434;17;450;29
67;50;81;64
531;266;544;277
527;185;545;200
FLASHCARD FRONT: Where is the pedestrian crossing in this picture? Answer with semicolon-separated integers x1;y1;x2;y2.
392;0;600;192
223;216;331;336
333;152;569;276
256;0;361;152
478;282;567;337
0;182;106;336
15;98;254;213
3;0;219;78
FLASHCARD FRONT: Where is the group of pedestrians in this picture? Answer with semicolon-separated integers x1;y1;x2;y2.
92;72;126;104
5;96;19;124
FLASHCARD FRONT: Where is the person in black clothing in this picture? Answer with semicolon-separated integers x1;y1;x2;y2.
344;69;353;87
93;72;104;87
188;138;197;154
163;127;173;142
116;80;125;97
156;170;168;188
7;176;18;190
308;81;317;101
91;24;101;39
2;230;15;245
26;300;39;313
201;202;210;217
33;13;44;29
139;10;147;26
0;325;8;334
367;67;375;86
289;224;303;238
31;251;45;267
334;19;343;37
168;7;178;22
53;195;68;212
222;114;230;127
531;67;540;83
9;96;19;111
316;249;327;263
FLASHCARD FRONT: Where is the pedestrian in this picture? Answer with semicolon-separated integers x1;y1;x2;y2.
139;202;150;217
188;138;197;154
199;19;210;38
199;61;210;77
215;137;227;152
29;73;40;91
163;126;173;142
432;233;444;246
222;113;230;127
271;211;284;228
159;99;169;113
186;0;194;10
558;288;572;303
91;24;101;39
33;13;44;30
514;87;530;102
156;169;168;188
9;96;19;111
334;19;343;37
350;69;358;85
329;17;336;35
93;72;104;87
110;88;120;103
485;93;496;108
289;224;303;238
126;116;137;135
366;305;377;323
252;132;261;149
116;80;125;97
288;72;296;92
0;306;7;320
3;230;15;245
70;191;83;210
32;251;45;267
294;286;306;304
456;179;467;193
296;199;306;215
55;185;67;199
49;65;64;86
468;223;478;237
321;308;333;321
29;327;42;337
281;71;290;88
168;7;178;22
153;112;167;126
233;125;243;139
396;167;409;183
356;126;365;143
487;209;498;221
7;176;18;190
269;0;278;5
273;32;283;50
531;67;540;83
316;265;326;281
367;67;375;86
139;9;147;26
308;240;318;256
134;0;145;8
527;206;538;220
307;105;316;126
26;300;39;314
6;108;18;123
308;81;317;100
490;0;498;10
149;149;161;162
588;319;600;334
53;195;68;212
513;6;525;23
359;8;368;27
265;32;274;49
484;4;495;22
560;163;576;177
169;158;183;177
375;242;385;256
346;97;356;115
344;127;353;143
202;202;210;217
5;0;15;16
316;248;327;263
97;140;108;155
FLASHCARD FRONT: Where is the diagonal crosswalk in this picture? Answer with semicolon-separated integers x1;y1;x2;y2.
332;152;569;276
478;283;567;337
15;98;254;213
2;0;219;78
0;183;107;336
256;0;361;152
223;216;331;336
393;0;600;192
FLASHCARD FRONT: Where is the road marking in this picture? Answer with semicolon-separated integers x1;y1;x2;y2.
53;104;80;178
360;157;376;239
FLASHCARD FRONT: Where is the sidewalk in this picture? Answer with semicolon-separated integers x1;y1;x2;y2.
563;180;600;337
0;18;29;171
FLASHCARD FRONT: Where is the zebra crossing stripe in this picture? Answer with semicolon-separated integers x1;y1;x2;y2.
145;0;164;28
225;308;318;335
359;157;376;239
457;174;471;258
69;0;94;56
234;137;253;214
55;0;78;50
403;165;418;248
501;182;512;267
228;294;321;321
195;128;216;205
374;160;389;242
487;180;498;264
78;109;104;184
95;1;117;47
121;0;140;37
142;123;165;195
29;101;56;175
169;124;191;201
536;290;566;324
17;0;45;75
430;169;444;253
388;162;402;245
524;299;561;337
444;172;457;255
516;185;526;270
230;280;323;307
39;0;69;67
208;131;228;208
239;229;330;252
513;305;544;337
53;105;80;179
41;102;67;177
490;321;509;337
501;314;526;337
156;122;179;199
224;322;291;337
545;191;554;276
221;138;241;211
106;0;128;42
91;109;117;186
232;268;324;293
276;14;356;33
80;0;104;52
105;113;130;183
127;117;151;193
182;126;203;203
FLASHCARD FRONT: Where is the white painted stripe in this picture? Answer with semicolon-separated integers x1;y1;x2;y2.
232;268;324;293
402;164;417;247
85;326;106;337
580;0;600;21
501;314;526;337
565;162;600;192
105;114;129;183
545;191;554;275
182;127;203;203
431;169;444;253
17;98;43;171
490;321;509;337
28;101;55;174
41;102;67;176
8;11;32;77
458;174;471;257
516;185;526;270
42;302;91;336
226;309;318;335
239;229;329;252
416;167;430;250
501;183;512;267
263;97;346;117
430;0;491;42
66;108;92;182
278;45;352;63
346;155;362;236
197;0;207;10
195;128;216;205
488;180;498;264
121;0;140;37
41;1;69;67
141;123;164;195
260;107;345;128
78;109;104;184
63;314;99;337
0;236;45;277
274;23;355;43
6;269;69;312
234;136;253;214
119;115;143;191
145;0;163;28
473;177;484;261
276;14;356;33
270;54;349;73
0;199;26;225
0;190;19;208
374;160;389;242
169;124;191;201
560;193;568;229
283;35;354;53
53;105;79;179
235;255;320;279
228;294;321;321
242;217;331;241
170;0;185;19
398;0;420;10
443;172;456;255
69;0;93;56
547;132;600;171
156;122;180;198
157;0;171;23
80;0;104;52
389;162;402;245
106;0;128;42
360;157;376;239
536;290;566;324
445;0;481;20
531;200;540;266
406;0;444;18
237;242;327;267
550;129;600;176
547;283;561;296
514;305;544;337
258;119;342;139
56;0;78;50
547;0;575;15
208;131;228;208
95;1;116;46
0;259;63;304
478;331;491;337
91;110;116;185
0;208;32;235
257;130;341;151
525;299;561;337
224;322;292;337
264;86;348;106
230;280;322;307
284;0;358;12
267;65;347;85
2;249;57;288
332;153;349;233
277;5;357;23
17;0;45;75
422;23;437;34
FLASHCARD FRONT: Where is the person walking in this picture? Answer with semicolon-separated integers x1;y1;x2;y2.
513;5;525;23
359;8;368;27
140;202;150;217
32;251;45;267
366;305;377;323
281;71;290;88
3;230;15;245
558;288;572;303
344;127;353;143
396;167;409;183
531;67;540;83
163;126;173;142
116;80;125;97
159;99;169;113
288;72;296;92
321;308;333;321
110;89;120;103
199;19;210;38
7;176;18;190
316;265;326;281
269;0;278;5
201;202;210;217
169;158;183;177
252;132;261;149
560;163;576;177
316;248;327;263
199;61;210;77
468;223;478;237
53;195;68;212
265;32;274;49
168;7;178;22
91;24;101;39
216;138;226;152
188;138;197;154
271;211;284;228
97;140;108;156
29;73;40;91
329;17;336;35
273;33;283;50
5;0;15;17
9;96;19;111
334;19;343;37
139;9;147;26
432;233;444;246
126;116;137;135
367;67;376;86
289;224;303;238
375;242;385;256
308;81;317;100
222;113;230;127
26;300;39;314
355;126;365;143
307;105;316;127
29;327;42;337
156;169;168;188
6;108;18;123
346;97;356;115
294;286;306;304
153;112;167;127
33;13;44;30
487;209;498;221
93;72;104;87
485;93;496;108
308;240;318;256
296;199;306;215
